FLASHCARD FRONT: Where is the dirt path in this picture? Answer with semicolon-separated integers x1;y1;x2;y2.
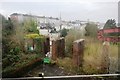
24;64;72;77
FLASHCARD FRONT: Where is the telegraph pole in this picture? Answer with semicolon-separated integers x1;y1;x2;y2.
60;12;62;31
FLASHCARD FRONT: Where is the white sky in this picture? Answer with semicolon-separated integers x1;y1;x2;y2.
0;0;119;23
0;0;119;2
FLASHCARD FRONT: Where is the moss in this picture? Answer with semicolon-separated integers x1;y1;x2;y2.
24;33;44;39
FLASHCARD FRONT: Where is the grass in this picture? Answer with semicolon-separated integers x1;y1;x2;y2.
109;44;118;73
83;40;103;74
65;29;83;57
57;57;77;74
83;38;118;74
61;27;118;74
57;37;118;74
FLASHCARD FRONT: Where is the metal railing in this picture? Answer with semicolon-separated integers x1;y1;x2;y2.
2;74;120;80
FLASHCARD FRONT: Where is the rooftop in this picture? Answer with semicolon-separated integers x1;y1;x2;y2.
10;13;59;20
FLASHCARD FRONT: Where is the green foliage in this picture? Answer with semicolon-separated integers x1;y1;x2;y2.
34;37;45;53
2;14;23;68
2;14;43;75
25;33;43;39
60;28;69;37
2;15;15;58
10;46;20;55
104;19;116;29
24;33;45;53
2;37;23;67
65;29;82;57
23;19;39;34
2;17;14;36
85;23;98;38
2;54;20;69
2;54;41;76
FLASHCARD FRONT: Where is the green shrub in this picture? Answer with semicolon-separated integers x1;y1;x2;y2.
60;28;69;37
85;22;98;38
65;29;82;57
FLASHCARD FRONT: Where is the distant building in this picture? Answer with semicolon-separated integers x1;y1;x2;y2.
10;13;91;39
10;13;89;29
118;1;120;26
10;13;60;26
10;13;24;22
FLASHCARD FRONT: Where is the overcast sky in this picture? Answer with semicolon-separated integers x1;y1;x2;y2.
0;0;119;23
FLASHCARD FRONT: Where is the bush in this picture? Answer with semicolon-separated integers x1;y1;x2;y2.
65;29;83;57
60;28;69;37
85;23;98;38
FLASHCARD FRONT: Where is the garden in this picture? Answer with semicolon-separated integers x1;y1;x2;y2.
2;15;46;77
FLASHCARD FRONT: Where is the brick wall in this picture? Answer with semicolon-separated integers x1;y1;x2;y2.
52;38;65;60
72;39;85;68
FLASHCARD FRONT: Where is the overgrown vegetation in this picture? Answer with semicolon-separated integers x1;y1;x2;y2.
2;14;44;77
85;22;98;38
57;58;76;74
60;28;69;37
23;19;39;34
65;22;98;57
65;29;82;57
58;37;118;74
61;22;118;74
2;15;15;59
2;13;118;76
